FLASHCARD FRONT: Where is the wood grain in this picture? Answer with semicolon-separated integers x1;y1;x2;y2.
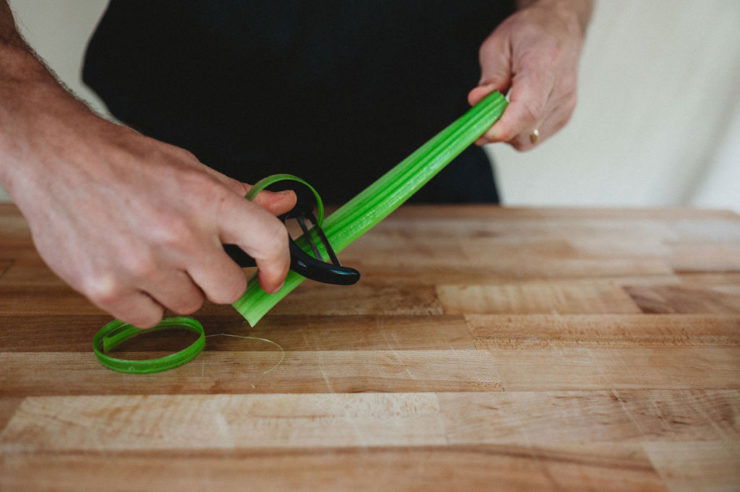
644;441;740;491
437;281;643;314
1;203;739;490
0;444;666;492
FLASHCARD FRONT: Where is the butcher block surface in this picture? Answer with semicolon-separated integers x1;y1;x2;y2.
1;203;739;491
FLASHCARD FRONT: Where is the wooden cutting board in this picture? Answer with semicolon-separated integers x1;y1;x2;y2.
1;203;739;491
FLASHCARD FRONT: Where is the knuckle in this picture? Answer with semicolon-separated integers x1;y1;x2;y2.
511;139;527;152
151;216;192;249
496;126;519;142
209;275;246;304
121;251;158;279
260;219;289;256
178;169;220;199
170;146;198;163
127;310;163;329
84;275;123;306
478;40;500;62
223;285;247;304
174;295;204;315
271;229;290;259
140;145;171;166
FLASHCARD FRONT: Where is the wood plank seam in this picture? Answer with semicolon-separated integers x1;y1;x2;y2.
0;259;15;281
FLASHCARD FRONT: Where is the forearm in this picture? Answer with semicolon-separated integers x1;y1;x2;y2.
0;0;91;195
0;0;66;96
0;0;23;48
516;0;593;34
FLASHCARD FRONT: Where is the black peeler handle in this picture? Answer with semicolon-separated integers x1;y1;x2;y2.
222;178;360;286
223;239;360;286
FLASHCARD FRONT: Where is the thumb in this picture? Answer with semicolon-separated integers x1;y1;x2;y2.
468;35;512;106
246;186;297;216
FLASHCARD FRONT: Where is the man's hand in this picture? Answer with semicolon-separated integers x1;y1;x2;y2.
0;1;295;328
5;108;295;328
468;0;592;150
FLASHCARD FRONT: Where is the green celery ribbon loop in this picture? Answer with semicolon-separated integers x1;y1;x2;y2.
246;173;325;225
93;317;205;374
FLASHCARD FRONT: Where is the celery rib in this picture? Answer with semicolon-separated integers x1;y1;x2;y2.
232;91;507;325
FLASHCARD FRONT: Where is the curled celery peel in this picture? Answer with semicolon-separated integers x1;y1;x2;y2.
232;91;508;325
246;173;326;225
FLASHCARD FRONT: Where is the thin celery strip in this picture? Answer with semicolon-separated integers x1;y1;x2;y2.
232;91;508;325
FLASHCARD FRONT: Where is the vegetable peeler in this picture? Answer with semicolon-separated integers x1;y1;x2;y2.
222;175;360;286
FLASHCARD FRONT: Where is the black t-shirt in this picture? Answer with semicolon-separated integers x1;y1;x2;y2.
83;1;515;203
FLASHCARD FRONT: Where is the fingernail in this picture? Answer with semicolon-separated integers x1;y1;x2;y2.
270;282;284;294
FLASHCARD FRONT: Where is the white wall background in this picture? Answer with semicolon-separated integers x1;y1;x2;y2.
8;0;109;116
488;0;740;211
3;0;740;211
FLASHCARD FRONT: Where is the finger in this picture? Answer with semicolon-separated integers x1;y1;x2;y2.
479;70;554;145
141;269;205;315
192;162;249;196
468;35;512;106
216;196;290;293
509;103;573;151
468;82;509;108
91;288;165;329
187;249;248;304
495;84;575;150
248;188;297;216
213;174;297;216
189;160;298;215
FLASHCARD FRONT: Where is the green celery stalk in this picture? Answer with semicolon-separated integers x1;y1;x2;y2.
232;91;508;325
